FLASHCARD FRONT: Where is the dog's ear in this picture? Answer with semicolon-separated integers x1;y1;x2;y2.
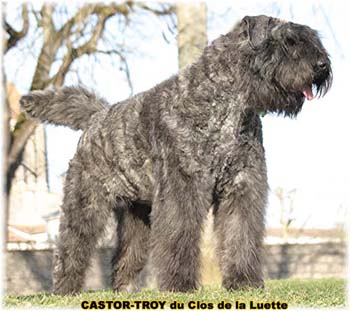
243;15;272;49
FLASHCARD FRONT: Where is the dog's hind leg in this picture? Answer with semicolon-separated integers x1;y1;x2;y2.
53;157;112;295
111;201;151;292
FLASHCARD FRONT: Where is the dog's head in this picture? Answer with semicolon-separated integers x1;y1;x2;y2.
232;15;332;116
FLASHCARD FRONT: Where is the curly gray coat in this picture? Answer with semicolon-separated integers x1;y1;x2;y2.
21;15;332;294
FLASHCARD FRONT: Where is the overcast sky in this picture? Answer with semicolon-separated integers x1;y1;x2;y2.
5;0;349;229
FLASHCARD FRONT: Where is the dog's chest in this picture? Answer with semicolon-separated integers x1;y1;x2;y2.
192;107;262;168
171;109;265;198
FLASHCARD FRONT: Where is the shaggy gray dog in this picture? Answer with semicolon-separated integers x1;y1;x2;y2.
20;15;332;294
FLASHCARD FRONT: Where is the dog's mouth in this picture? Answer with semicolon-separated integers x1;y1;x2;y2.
302;85;314;101
301;74;332;101
300;63;333;101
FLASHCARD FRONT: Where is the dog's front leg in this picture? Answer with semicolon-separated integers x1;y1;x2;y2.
150;169;208;292
214;166;268;290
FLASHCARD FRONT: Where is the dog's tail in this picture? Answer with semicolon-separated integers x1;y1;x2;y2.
20;86;109;131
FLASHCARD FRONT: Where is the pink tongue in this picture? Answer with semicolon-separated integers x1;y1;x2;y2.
302;86;314;100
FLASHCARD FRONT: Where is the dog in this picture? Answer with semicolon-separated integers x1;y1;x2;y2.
20;15;332;294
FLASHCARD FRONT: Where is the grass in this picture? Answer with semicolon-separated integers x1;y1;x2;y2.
4;278;346;308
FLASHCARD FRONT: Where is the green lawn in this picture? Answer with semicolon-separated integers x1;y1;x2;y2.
4;279;346;309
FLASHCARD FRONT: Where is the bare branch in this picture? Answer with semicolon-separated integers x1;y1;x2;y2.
30;6;42;26
6;118;37;172
95;49;133;95
50;44;74;86
30;3;59;90
56;3;132;40
167;11;177;35
5;3;29;52
120;55;133;96
56;3;95;39
41;3;55;34
136;3;175;15
51;6;126;86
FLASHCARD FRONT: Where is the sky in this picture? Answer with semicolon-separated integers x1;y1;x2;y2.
4;0;350;229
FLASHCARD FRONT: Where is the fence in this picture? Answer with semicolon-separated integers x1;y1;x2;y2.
5;242;346;295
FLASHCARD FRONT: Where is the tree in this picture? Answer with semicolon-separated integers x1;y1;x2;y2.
176;2;207;69
176;2;221;285
3;2;174;232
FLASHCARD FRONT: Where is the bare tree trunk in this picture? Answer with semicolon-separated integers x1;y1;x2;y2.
176;2;221;285
2;2;9;244
176;2;207;69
